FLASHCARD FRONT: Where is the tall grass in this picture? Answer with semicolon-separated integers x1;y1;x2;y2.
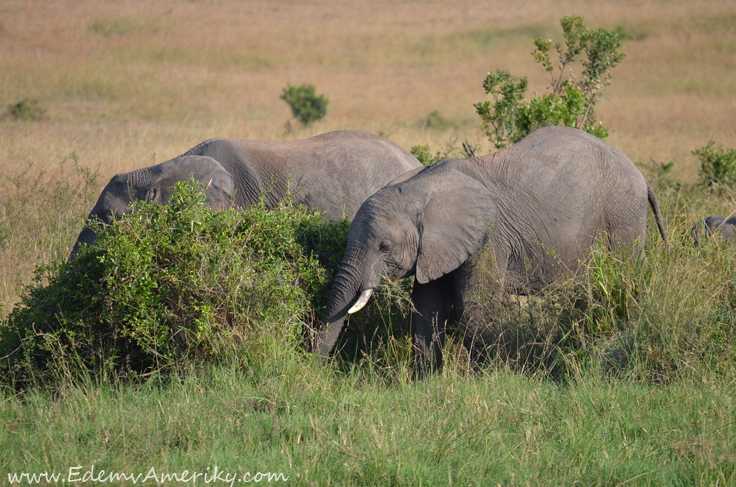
1;359;734;485
0;155;100;317
430;178;736;385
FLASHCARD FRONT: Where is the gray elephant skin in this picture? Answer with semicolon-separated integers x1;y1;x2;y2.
692;215;736;244
313;126;670;376
69;130;421;259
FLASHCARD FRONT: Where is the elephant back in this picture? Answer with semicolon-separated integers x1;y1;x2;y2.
483;126;651;283
180;138;285;209
179;131;422;220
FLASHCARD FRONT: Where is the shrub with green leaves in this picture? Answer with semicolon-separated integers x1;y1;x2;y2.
475;15;625;149
423;109;456;130
410;135;480;167
694;140;736;189
0;181;349;385
8;98;46;121
280;83;329;126
410;144;443;166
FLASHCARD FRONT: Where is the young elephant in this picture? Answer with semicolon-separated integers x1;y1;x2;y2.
69;130;421;259
313;126;670;376
692;215;736;245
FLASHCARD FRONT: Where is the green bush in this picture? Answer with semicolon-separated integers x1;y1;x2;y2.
0;181;349;385
410;144;443;166
475;15;624;149
694;140;736;189
410;135;480;166
423;109;456;130
8;98;46;121
280;83;329;126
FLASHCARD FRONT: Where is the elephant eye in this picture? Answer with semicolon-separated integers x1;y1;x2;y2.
379;240;392;253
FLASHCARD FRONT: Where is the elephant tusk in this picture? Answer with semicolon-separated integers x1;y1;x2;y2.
348;289;373;314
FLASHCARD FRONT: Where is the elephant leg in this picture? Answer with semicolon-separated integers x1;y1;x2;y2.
411;273;454;377
452;249;507;364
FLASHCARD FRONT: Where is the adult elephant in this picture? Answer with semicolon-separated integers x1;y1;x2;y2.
693;215;736;244
69;130;421;259
313;126;670;376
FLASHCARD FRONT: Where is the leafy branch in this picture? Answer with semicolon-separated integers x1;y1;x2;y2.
475;15;625;149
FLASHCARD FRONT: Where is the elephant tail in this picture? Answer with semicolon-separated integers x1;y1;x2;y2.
647;180;672;251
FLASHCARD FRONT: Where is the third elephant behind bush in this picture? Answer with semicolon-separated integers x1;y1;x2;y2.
693;215;736;245
69;130;421;259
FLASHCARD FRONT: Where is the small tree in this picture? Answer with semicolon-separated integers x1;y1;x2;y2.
694;141;736;189
280;83;329;126
475;15;625;149
8;98;46;121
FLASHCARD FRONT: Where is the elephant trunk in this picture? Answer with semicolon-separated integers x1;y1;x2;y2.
68;226;99;261
315;242;376;357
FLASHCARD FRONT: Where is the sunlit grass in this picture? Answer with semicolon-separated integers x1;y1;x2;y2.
1;361;734;485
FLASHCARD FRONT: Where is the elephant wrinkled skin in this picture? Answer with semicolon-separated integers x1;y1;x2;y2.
313;126;671;376
69;130;421;259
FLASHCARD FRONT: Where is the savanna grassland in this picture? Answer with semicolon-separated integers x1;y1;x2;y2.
1;1;736;485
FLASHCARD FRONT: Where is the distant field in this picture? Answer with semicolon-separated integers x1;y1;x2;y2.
1;0;735;182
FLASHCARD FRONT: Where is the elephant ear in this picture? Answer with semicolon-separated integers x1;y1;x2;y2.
147;155;235;209
416;169;498;284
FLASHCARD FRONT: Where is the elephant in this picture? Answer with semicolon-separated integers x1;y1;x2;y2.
313;126;671;376
692;215;736;245
69;130;421;259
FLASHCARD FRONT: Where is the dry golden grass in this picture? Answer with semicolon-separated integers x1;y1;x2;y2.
1;0;735;181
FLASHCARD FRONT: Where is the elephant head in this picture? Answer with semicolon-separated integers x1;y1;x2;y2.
69;155;234;259
315;165;498;357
